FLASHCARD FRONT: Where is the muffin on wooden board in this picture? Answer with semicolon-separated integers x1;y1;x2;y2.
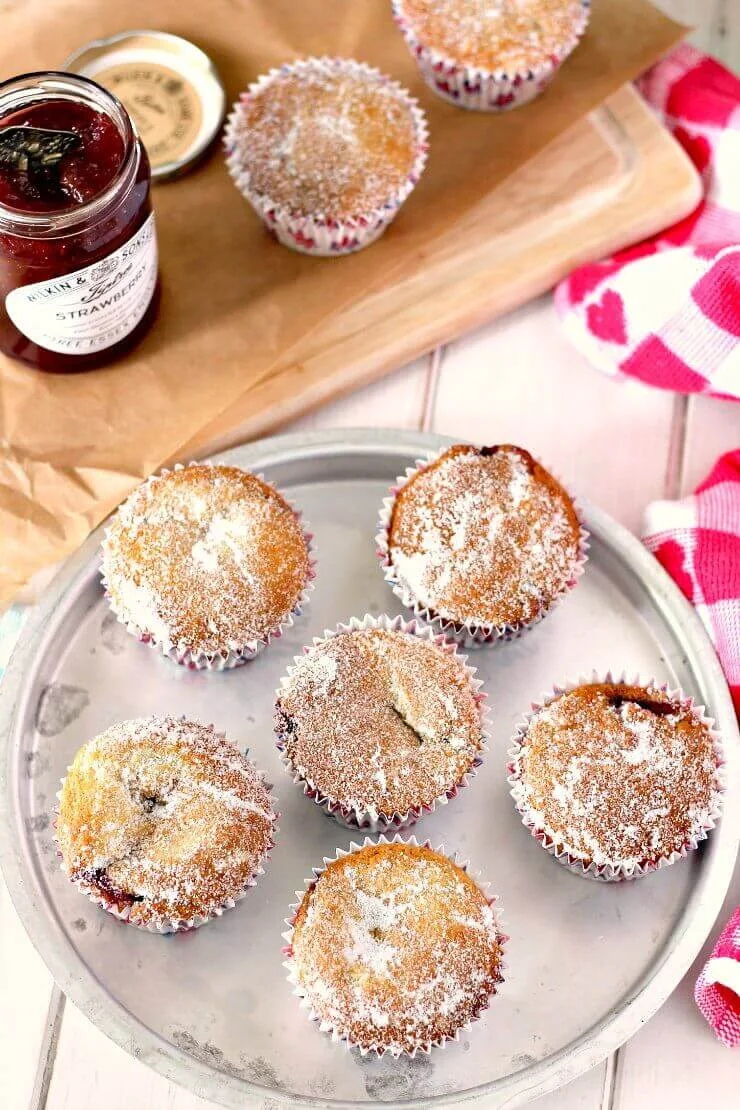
392;0;590;110
224;56;428;255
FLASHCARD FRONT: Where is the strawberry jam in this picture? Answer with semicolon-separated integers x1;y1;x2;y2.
0;72;159;371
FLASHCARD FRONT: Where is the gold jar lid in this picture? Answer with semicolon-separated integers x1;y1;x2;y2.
64;30;226;181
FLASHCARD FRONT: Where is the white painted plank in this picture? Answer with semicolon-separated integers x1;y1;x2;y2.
681;394;739;496
290;357;430;433
0;878;58;1110
430;298;677;534
46;1000;208;1110
611;857;740;1110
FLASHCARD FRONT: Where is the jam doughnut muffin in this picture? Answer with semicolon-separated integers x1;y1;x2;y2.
55;716;276;930
392;0;590;111
508;680;725;880
224;56;428;255
378;443;586;644
286;840;505;1054
275;615;487;829
102;462;314;668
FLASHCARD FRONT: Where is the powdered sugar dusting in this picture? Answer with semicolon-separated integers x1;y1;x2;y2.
230;60;418;217
276;628;483;818
398;0;586;72
102;464;311;657
388;445;581;628
56;716;276;929
291;843;503;1051
513;683;721;870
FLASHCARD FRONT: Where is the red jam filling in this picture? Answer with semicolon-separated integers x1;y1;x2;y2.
0;99;125;212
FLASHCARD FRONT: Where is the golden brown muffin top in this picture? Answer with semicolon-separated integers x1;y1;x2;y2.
57;717;275;929
231;61;419;217
388;444;581;628
513;683;721;870
398;0;586;72
291;842;504;1051
276;627;483;817
102;464;311;657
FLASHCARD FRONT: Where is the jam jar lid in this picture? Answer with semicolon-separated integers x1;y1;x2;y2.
64;30;226;181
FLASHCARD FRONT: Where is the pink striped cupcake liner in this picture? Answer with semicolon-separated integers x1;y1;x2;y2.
391;0;590;112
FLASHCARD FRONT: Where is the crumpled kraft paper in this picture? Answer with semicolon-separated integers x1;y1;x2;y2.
0;0;685;608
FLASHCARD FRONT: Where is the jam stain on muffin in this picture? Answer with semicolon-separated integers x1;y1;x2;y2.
102;464;312;665
56;716;276;930
511;682;723;875
276;624;484;824
387;444;583;631
289;842;505;1054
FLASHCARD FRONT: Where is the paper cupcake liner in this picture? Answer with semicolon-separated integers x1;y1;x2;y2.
224;56;429;256
391;0;590;112
376;446;589;649
53;729;279;933
101;461;316;671
507;671;727;883
282;834;507;1056
275;613;489;831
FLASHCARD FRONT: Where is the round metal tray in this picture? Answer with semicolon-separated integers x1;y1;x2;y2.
2;429;739;1109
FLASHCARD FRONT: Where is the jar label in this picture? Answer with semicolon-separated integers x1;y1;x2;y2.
5;212;158;355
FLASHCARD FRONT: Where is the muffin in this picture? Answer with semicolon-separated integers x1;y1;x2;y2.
275;614;487;829
285;839;505;1054
377;444;586;645
101;462;314;669
224;56;428;255
55;716;277;930
508;678;725;881
392;0;590;111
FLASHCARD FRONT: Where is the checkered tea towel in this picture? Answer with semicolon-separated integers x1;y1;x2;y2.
556;45;740;401
643;449;740;1044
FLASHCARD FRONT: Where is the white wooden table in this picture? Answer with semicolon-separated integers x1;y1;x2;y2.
2;4;739;1107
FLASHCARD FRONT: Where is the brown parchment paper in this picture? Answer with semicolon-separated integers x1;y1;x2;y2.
0;0;685;608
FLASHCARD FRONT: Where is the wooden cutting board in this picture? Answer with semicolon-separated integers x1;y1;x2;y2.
189;83;701;457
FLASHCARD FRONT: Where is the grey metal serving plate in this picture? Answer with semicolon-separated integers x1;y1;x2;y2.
2;428;739;1109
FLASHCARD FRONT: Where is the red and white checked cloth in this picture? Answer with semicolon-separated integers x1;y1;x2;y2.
555;44;740;400
695;908;740;1048
643;451;740;1044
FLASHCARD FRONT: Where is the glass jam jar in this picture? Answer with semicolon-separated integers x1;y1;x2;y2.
0;72;159;372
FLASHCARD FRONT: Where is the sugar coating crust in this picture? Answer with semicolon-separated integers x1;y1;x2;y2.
388;444;582;628
291;842;504;1051
102;464;311;658
229;61;418;217
514;683;722;870
398;0;586;73
276;627;483;818
56;716;276;928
